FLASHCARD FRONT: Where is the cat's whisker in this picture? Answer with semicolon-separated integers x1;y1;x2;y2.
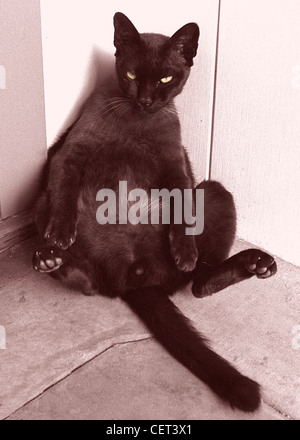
164;105;179;116
101;97;129;110
101;101;129;121
101;98;130;112
103;101;130;125
100;101;125;115
160;108;176;124
102;96;128;104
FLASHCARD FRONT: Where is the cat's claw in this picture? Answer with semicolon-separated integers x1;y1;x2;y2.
244;249;277;278
44;217;77;250
33;247;63;273
169;232;198;272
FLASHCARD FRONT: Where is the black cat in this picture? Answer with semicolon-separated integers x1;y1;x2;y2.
33;12;277;412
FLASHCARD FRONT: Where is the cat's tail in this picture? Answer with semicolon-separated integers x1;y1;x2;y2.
123;286;260;412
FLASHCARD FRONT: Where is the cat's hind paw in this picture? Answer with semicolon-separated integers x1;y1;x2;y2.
33;247;63;273
243;249;277;279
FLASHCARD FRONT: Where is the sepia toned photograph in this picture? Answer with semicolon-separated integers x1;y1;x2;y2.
0;0;299;423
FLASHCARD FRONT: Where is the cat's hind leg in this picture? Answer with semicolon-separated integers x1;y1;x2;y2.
33;247;63;273
192;249;277;298
192;180;277;298
194;179;237;265
33;193;99;296
33;246;98;296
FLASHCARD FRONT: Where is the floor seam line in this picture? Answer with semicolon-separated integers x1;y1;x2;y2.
3;336;154;420
261;399;294;420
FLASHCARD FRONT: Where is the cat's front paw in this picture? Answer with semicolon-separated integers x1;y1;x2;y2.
44;216;77;250
169;230;198;272
33;247;63;273
242;249;277;279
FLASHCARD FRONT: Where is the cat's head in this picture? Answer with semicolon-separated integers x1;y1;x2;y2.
113;12;199;113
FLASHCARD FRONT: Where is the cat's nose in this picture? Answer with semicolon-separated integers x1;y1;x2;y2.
137;97;153;108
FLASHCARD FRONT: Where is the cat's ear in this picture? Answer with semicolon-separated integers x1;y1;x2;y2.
113;12;140;53
169;23;200;66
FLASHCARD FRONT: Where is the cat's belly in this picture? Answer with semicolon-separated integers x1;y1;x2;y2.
76;179;176;294
77;161;164;233
77;142;164;243
74;141;179;293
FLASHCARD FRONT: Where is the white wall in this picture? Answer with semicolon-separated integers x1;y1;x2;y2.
0;0;47;219
211;0;300;266
40;0;220;181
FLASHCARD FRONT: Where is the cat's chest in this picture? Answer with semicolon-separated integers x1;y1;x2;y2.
83;132;163;191
82;106;182;189
98;126;171;166
111;135;162;178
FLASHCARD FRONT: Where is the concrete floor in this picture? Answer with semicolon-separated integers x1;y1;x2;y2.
0;237;299;420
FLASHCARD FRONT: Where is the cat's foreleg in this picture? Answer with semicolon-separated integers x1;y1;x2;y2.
163;160;198;272
169;223;199;272
44;142;87;249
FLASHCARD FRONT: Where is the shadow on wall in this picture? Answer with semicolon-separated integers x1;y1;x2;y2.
55;46;115;142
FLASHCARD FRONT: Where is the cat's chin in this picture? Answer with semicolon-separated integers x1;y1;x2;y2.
137;107;158;116
120;93;169;116
133;103;169;117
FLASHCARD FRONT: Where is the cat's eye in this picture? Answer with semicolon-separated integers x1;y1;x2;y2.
126;71;137;81
160;76;173;84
